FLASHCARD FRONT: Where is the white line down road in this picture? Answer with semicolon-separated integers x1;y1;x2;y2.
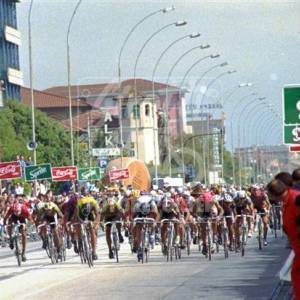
0;231;289;300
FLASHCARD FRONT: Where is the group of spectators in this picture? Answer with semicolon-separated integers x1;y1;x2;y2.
267;169;300;300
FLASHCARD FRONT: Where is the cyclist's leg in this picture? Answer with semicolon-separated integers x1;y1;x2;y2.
235;217;242;249
226;217;234;249
262;213;269;243
133;223;142;250
105;223;112;252
88;223;97;256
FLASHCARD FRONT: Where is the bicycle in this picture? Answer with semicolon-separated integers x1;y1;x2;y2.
104;220;122;263
185;222;192;256
256;212;266;250
133;217;155;263
37;222;59;264
161;219;181;262
220;216;232;259
6;222;22;266
271;205;282;239
236;214;252;256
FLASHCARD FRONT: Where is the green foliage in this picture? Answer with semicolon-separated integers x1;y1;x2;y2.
0;100;71;166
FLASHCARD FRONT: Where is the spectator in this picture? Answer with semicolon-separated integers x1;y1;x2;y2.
292;168;300;191
15;183;24;196
275;172;294;188
267;179;300;299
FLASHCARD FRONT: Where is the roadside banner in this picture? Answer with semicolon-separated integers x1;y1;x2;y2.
25;164;52;181
51;166;77;181
109;168;129;181
0;161;22;180
78;167;101;181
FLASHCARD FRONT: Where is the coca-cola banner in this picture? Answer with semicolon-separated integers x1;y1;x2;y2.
51;166;78;182
0;161;22;180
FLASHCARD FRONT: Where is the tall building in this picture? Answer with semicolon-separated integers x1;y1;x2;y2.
0;0;23;106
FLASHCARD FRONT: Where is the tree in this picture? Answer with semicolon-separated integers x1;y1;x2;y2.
0;100;71;166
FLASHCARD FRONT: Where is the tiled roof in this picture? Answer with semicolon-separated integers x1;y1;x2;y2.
61;110;119;132
21;87;90;108
43;78;181;99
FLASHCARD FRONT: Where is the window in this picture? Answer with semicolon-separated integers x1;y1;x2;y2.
121;105;128;119
145;104;150;117
133;104;140;119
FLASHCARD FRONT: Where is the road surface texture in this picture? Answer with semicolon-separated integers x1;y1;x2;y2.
0;230;289;300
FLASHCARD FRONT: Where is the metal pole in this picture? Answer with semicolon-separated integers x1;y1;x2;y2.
67;0;82;166
88;115;92;167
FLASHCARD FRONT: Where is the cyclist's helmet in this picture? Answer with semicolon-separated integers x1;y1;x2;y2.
223;193;233;203
140;202;150;215
238;190;247;199
82;203;92;217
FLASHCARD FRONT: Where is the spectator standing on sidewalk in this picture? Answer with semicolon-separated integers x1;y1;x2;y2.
267;179;300;300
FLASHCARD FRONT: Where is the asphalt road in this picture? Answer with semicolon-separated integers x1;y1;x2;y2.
0;230;289;300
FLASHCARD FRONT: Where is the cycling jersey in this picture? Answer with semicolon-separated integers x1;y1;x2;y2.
194;193;218;216
36;201;61;217
101;199;121;219
134;195;156;216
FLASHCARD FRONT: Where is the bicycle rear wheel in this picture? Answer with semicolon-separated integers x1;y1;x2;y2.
48;235;56;264
207;230;212;261
258;220;262;250
223;230;229;259
241;227;246;257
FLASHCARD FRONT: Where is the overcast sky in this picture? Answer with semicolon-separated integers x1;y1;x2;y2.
16;0;300;147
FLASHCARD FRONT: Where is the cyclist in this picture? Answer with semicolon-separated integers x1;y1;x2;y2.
35;197;64;259
192;186;224;255
234;190;254;240
4;200;33;262
158;192;180;255
72;191;100;260
101;192;123;259
132;193;158;259
250;185;271;246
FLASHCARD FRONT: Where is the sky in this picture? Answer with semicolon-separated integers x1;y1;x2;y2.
16;0;300;147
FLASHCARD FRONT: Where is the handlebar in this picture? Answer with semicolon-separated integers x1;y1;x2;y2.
104;221;123;227
160;219;180;224
134;217;155;224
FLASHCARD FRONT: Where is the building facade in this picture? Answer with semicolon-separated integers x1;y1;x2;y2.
0;0;23;105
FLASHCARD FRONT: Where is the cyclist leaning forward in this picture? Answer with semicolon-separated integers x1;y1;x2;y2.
131;193;159;260
100;191;124;259
72;191;100;260
4;199;33;262
191;186;223;255
250;185;271;246
34;197;64;259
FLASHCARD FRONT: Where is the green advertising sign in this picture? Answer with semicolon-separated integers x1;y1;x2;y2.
284;125;300;145
25;164;52;181
283;85;300;124
78;167;101;181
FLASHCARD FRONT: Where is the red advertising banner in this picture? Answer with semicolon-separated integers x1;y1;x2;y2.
51;166;78;182
109;168;129;181
0;161;22;180
290;145;300;152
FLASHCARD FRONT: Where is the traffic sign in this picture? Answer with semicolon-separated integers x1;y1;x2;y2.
98;158;109;169
25;164;52;181
283;85;300;124
283;85;300;145
78;167;101;181
284;125;300;145
109;168;129;181
92;148;121;157
289;145;300;152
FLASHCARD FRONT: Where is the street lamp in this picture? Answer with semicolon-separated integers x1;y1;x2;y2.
150;32;201;180
28;0;36;165
117;6;175;162
67;0;83;166
167;53;219;178
133;20;187;159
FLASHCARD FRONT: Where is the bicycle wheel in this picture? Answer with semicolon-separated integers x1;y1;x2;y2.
258;219;262;250
14;237;21;267
48;235;56;264
85;231;94;268
61;235;67;262
241;227;246;257
186;228;191;256
82;234;92;267
113;232;119;263
223;229;229;259
78;239;85;264
207;229;212;261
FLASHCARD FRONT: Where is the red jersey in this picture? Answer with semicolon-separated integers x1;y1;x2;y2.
6;204;31;220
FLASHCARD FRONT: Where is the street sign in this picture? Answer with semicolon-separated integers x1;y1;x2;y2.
289;145;300;152
283;85;300;145
109;168;129;181
51;166;77;181
284;125;300;145
0;161;22;180
92;148;121;157
283;85;300;124
25;164;52;181
78;167;101;181
98;158;109;169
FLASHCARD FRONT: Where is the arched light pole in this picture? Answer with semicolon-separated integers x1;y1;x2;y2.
133;20;187;159
28;0;36;165
117;6;175;160
221;82;253;106
67;0;83;166
228;93;257;183
150;32;201;180
167;53;220;178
